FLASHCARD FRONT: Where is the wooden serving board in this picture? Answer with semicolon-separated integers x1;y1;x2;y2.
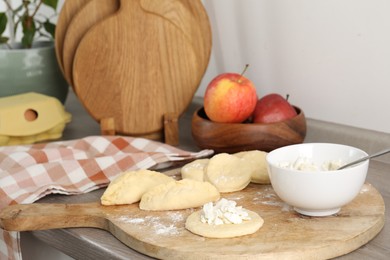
55;0;92;79
72;0;211;139
0;182;384;260
62;0;120;86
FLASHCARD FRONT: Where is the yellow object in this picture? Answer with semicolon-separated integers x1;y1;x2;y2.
0;92;72;146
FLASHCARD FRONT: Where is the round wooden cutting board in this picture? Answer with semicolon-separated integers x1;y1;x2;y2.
62;0;120;87
0;182;385;260
55;0;92;79
72;0;211;138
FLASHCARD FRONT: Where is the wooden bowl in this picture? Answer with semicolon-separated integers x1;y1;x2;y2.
192;107;307;153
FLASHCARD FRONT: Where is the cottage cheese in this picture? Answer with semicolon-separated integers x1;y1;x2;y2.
200;198;251;225
279;157;343;171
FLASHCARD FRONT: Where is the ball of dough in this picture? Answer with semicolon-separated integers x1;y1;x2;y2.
185;209;264;238
205;153;252;193
101;169;174;205
234;150;270;184
181;158;209;181
139;179;220;211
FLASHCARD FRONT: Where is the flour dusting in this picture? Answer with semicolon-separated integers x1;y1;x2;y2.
114;212;183;238
260;200;285;207
154;223;179;235
224;194;245;200
115;216;145;224
252;188;292;210
360;184;370;193
167;211;184;222
281;203;292;212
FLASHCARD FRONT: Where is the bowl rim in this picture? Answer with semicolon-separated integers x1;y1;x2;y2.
194;106;304;126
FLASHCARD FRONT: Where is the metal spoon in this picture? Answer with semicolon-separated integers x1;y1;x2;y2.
338;148;390;170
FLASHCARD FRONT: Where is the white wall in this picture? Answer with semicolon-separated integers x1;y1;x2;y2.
2;0;390;134
198;0;390;134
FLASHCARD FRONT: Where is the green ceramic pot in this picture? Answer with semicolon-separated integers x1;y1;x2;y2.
0;41;69;103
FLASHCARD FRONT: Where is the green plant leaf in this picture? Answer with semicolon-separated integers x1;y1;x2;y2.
43;0;59;10
0;12;7;35
43;19;55;38
0;36;9;44
22;31;35;48
22;15;36;48
4;0;59;48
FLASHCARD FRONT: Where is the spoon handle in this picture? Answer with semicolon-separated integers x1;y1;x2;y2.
338;148;390;170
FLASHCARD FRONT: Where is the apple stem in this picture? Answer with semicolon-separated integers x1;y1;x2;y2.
286;94;290;101
238;64;249;83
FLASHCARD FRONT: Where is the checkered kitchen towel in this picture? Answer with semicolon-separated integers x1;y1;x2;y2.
0;135;213;260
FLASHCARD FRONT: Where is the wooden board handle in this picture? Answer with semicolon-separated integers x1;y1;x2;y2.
0;202;106;231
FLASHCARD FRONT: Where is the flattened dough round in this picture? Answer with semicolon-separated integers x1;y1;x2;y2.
181;158;209;181
205;153;252;193
101;170;174;205
139;179;220;211
185;209;263;238
234;150;270;184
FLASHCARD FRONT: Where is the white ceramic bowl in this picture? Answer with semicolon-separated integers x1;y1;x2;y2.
266;143;369;216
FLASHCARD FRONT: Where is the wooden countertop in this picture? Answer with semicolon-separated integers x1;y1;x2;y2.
24;90;389;260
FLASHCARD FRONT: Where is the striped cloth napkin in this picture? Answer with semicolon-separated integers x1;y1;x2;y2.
0;135;213;260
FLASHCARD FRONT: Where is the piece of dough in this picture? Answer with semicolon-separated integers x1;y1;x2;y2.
139;179;220;211
234;150;270;184
101;170;174;205
181;158;209;181
205;153;252;193
185;209;263;238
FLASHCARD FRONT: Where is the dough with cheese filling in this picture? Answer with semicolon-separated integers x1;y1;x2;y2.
234;150;270;184
101;170;174;205
205;153;252;193
139;179;220;210
181;158;209;181
185;209;263;238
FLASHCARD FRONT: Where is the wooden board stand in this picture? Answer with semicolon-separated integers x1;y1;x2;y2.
163;113;179;146
99;113;179;146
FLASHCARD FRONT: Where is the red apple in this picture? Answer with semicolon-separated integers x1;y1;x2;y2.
252;93;297;123
204;66;257;123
